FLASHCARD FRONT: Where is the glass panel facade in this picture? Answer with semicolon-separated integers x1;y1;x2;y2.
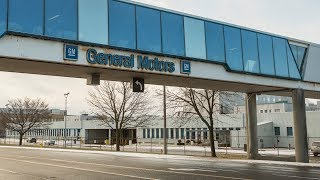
273;37;289;77
161;12;185;56
109;0;136;49
0;0;303;80
257;34;275;75
0;0;7;35
136;6;161;53
287;44;301;79
78;0;108;45
224;26;243;71
45;0;77;40
8;0;43;35
184;17;206;59
241;30;260;73
290;44;306;70
297;46;306;69
290;44;298;62
205;22;225;62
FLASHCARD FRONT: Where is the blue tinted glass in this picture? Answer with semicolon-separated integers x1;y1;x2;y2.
241;30;259;73
161;12;185;56
287;43;301;79
205;22;225;62
290;44;298;62
136;7;161;53
0;0;7;35
79;0;108;45
45;0;77;40
184;17;206;59
224;26;243;71
9;0;43;35
109;0;136;49
297;46;306;69
257;34;275;75
273;37;289;77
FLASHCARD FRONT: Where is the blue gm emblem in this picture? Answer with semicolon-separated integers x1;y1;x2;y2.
181;60;191;74
64;44;78;61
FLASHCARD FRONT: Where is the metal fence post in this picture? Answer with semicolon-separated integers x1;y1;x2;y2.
136;138;138;152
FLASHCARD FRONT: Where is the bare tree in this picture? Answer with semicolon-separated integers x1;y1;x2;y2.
165;87;242;157
0;98;51;146
87;81;154;151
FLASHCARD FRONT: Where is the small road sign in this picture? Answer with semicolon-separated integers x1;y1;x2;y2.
133;78;144;92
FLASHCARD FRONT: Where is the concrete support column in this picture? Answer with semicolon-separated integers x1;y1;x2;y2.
292;89;309;163
246;93;258;159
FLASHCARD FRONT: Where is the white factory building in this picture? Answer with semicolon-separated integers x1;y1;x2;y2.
5;108;320;149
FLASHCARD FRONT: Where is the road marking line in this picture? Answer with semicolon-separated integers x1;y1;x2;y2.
272;173;320;180
0;157;158;180
0;168;49;180
168;168;218;173
0;155;251;180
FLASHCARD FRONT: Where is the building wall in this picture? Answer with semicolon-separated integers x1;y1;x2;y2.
5;112;320;148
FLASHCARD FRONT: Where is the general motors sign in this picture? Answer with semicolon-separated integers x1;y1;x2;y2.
64;44;78;61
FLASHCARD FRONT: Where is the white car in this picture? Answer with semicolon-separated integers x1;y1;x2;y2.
311;141;320;157
44;140;55;146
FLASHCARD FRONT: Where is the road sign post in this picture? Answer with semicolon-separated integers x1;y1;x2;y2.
132;78;144;92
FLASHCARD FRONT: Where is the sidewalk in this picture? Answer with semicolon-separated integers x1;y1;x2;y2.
0;145;319;168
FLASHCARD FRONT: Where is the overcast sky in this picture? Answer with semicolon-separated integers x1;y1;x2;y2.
0;0;319;115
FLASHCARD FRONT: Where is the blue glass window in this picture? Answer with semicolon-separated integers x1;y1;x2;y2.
161;12;185;56
273;37;289;77
289;44;306;70
224;26;243;71
79;0;108;45
136;7;161;53
242;30;260;73
257;34;275;75
109;0;136;49
297;46;306;69
8;0;43;35
0;0;7;35
45;0;77;40
290;44;298;62
287;43;301;79
184;17;206;59
205;22;225;62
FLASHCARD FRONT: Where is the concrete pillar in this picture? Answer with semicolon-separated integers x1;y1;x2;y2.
246;93;258;159
292;89;309;163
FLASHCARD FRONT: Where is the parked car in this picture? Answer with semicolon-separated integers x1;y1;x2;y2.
26;138;36;143
44;140;55;146
311;141;320;156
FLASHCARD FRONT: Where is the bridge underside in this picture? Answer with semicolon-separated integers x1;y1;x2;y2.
1;57;320;99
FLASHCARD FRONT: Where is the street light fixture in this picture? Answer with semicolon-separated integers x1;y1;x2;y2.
64;92;70;148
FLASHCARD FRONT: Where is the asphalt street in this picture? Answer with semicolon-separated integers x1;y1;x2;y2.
0;147;319;180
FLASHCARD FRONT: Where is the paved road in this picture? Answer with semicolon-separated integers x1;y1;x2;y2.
0;147;319;180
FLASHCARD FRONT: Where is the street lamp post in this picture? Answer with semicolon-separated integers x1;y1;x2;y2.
64;92;70;148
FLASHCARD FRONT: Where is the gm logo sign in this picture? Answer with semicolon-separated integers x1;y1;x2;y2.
181;60;191;74
64;44;78;61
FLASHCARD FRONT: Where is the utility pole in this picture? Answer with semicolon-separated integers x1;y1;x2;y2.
64;92;70;148
163;85;167;154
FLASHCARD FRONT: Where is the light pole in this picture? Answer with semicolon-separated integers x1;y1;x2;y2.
163;85;167;154
64;92;70;148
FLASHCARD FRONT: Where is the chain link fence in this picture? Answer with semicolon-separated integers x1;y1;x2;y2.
1;135;319;158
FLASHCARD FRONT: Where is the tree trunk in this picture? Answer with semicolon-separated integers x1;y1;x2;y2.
209;127;217;157
19;133;23;146
116;128;120;151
